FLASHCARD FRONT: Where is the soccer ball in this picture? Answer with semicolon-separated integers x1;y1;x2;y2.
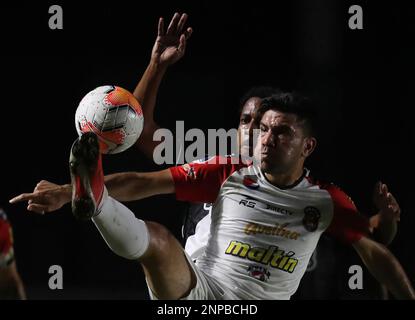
75;85;144;154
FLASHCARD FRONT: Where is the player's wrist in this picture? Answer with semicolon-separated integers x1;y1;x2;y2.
60;184;72;204
149;58;169;72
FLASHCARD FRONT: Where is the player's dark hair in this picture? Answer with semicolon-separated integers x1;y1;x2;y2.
238;86;282;114
254;92;318;137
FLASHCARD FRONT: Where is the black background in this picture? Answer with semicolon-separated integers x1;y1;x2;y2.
1;0;414;299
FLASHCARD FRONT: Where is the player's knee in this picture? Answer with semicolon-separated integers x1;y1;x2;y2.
144;221;181;263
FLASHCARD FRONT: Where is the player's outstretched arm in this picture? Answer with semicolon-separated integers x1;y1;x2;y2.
9;169;175;214
352;236;415;299
133;12;193;159
104;169;174;202
369;181;400;245
9;180;71;214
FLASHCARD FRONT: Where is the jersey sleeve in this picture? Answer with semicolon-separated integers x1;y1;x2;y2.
169;156;245;203
0;209;15;267
324;184;370;244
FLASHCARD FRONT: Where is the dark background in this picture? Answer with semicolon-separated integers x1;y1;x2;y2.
1;0;414;299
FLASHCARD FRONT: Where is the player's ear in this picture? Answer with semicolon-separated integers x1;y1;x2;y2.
302;137;317;158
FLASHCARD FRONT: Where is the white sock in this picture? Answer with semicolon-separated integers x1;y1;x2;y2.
92;188;150;260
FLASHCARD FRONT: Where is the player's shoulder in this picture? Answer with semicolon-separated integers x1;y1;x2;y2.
306;174;356;208
191;154;239;165
188;155;246;173
190;155;217;164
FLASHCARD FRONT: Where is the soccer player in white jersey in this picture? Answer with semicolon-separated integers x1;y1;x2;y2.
10;91;415;300
128;13;400;265
128;13;402;301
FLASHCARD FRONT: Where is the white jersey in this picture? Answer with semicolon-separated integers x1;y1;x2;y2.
185;210;211;259
170;156;369;300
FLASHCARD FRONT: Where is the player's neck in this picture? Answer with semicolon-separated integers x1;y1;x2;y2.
264;165;305;189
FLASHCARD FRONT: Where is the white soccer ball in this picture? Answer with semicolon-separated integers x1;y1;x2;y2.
75;85;144;154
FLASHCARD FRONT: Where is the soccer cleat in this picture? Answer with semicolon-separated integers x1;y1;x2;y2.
69;132;104;220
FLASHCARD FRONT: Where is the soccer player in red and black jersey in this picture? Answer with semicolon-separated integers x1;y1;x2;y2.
0;207;26;299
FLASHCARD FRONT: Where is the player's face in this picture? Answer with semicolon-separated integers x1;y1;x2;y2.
238;97;262;157
254;110;314;175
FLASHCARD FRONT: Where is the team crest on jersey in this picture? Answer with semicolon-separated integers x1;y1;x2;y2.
302;206;321;232
247;265;271;282
243;175;259;190
182;164;196;179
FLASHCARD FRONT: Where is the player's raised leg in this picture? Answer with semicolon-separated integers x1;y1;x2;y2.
69;132;104;220
70;132;196;299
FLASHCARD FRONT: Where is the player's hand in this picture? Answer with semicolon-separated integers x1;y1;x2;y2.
9;180;72;214
373;181;401;222
151;12;193;67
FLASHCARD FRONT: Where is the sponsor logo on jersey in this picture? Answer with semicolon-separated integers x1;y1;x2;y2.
239;198;293;215
302;206;321;232
182;164;196;179
265;204;293;215
242;175;259;190
244;222;301;240
239;198;257;208
247;265;271;282
225;240;299;273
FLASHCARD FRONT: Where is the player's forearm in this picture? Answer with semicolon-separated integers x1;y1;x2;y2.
370;213;398;245
354;238;415;299
370;248;414;299
59;170;174;204
104;172;151;201
133;61;165;159
104;170;173;202
133;60;167;125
